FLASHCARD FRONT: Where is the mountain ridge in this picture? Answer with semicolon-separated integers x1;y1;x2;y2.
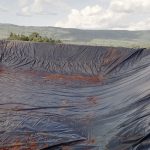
0;23;150;47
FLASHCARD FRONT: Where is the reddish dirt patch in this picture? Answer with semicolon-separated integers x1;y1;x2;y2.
0;136;51;150
0;67;6;75
44;74;104;83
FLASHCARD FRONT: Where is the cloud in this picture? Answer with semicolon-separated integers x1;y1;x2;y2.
18;0;30;7
0;5;8;12
55;0;150;30
32;0;44;14
15;0;150;29
17;6;31;16
109;0;150;13
17;0;70;16
17;0;31;16
127;18;150;30
55;5;124;29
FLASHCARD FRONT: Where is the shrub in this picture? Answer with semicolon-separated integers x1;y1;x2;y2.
8;32;62;44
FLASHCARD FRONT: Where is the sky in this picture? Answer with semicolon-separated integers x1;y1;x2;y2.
0;0;150;30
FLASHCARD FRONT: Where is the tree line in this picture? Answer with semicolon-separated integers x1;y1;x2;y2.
8;32;62;44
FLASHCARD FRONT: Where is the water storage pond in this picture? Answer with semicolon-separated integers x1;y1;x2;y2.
0;41;150;150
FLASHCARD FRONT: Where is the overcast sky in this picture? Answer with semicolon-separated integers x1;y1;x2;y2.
0;0;150;30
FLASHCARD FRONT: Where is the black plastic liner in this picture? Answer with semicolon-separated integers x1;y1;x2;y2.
0;40;150;150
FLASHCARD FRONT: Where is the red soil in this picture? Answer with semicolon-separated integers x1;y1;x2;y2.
44;74;104;83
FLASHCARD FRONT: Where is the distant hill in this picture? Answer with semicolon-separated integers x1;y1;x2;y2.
0;23;150;48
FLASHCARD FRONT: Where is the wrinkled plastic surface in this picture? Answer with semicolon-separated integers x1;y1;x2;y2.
0;40;150;150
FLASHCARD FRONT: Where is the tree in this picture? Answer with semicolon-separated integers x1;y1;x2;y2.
8;32;62;44
20;34;29;41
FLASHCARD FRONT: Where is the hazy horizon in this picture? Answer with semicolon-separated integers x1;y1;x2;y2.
1;22;150;32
